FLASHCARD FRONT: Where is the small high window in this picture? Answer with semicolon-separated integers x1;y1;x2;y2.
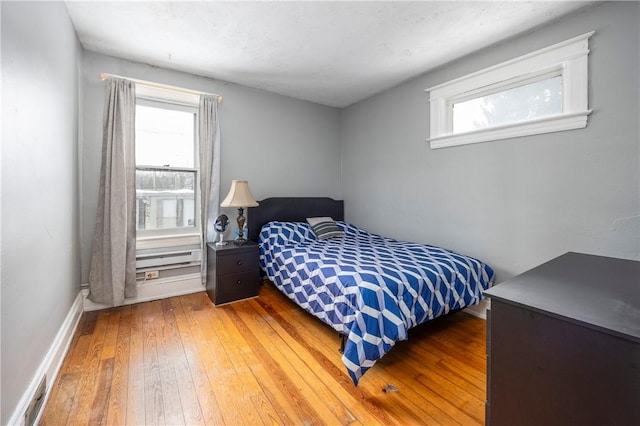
427;32;593;149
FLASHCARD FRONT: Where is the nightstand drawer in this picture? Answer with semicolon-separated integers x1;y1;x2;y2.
216;270;260;304
206;241;260;306
217;250;259;275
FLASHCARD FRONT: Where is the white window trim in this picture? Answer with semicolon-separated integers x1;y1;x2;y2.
426;31;594;149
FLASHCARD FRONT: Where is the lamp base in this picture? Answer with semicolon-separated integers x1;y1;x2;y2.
234;207;248;245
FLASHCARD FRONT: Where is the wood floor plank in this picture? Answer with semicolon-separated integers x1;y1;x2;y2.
89;358;114;426
105;304;132;426
259;282;487;426
125;303;146;426
403;343;485;400
40;312;92;426
408;334;486;390
378;322;486;425
243;298;387;425
63;309;112;424
373;354;477;426
228;304;355;424
57;312;89;374
183;293;304;425
80;310;99;335
38;372;81;426
178;293;247;425
140;300;166;425
422;329;486;371
248;392;288;425
172;295;226;425
87;308;120;425
149;298;187;426
151;298;187;426
159;297;205;425
414;372;484;424
101;307;122;360
232;304;344;423
199;303;263;422
256;287;449;425
42;284;489;425
209;304;290;425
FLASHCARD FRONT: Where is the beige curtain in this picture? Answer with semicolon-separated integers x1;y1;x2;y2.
199;95;221;284
88;78;137;306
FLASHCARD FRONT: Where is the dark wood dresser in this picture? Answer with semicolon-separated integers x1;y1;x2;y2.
484;252;640;426
206;241;260;305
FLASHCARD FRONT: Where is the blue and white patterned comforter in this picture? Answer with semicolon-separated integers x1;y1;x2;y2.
259;221;495;385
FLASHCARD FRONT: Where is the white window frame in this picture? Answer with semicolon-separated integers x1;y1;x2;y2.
135;85;202;250
426;31;594;149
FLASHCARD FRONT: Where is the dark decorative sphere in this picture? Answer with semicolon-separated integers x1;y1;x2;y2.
214;214;229;232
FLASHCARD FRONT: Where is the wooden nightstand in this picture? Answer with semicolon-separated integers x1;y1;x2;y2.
206;241;260;305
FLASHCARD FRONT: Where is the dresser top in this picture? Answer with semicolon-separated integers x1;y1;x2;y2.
485;252;640;342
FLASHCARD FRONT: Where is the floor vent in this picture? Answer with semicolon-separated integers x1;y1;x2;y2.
25;375;46;426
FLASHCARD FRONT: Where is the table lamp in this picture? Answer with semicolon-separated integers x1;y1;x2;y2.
220;180;259;245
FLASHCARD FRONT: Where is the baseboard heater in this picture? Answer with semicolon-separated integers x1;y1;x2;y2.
136;244;202;270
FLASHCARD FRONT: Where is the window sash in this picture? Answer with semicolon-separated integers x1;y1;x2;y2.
451;71;563;133
135;102;196;169
135;167;199;235
134;98;201;242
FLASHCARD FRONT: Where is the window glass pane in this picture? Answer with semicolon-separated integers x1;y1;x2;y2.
136;169;196;231
135;105;195;168
453;75;563;133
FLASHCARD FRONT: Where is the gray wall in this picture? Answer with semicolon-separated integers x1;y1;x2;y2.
80;52;342;283
341;1;640;283
1;2;82;423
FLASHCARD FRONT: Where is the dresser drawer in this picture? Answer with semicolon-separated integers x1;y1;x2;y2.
217;250;259;275
216;270;260;304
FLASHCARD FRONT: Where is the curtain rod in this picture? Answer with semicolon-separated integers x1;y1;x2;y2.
99;72;223;103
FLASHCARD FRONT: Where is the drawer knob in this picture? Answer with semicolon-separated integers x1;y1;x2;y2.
236;280;242;285
236;260;243;266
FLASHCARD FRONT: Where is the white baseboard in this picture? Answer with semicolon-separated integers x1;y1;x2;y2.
7;291;84;426
463;298;490;320
82;273;205;311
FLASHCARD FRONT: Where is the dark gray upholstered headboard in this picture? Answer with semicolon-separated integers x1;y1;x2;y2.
247;197;344;242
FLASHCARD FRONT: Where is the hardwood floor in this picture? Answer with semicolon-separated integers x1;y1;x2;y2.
40;281;487;425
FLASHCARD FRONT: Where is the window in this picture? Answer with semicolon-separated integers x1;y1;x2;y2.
427;31;593;149
135;94;200;245
452;72;563;133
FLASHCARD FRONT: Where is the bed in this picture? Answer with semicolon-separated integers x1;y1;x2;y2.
248;197;495;385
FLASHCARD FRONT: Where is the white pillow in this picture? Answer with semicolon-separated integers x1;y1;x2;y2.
306;217;345;240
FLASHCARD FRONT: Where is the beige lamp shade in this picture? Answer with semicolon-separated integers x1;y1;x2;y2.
220;180;259;208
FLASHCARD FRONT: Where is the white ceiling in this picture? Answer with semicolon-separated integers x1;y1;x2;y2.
65;1;596;107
